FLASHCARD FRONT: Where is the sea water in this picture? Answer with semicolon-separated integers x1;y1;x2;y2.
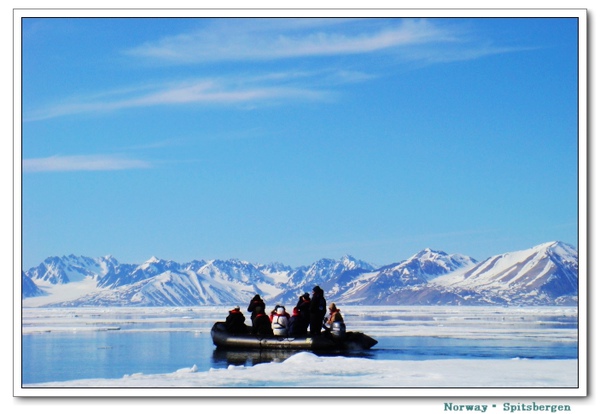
20;306;578;385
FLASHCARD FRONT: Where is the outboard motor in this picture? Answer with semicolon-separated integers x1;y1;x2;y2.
331;321;346;339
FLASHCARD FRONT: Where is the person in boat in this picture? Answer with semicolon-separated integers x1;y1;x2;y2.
251;306;273;337
247;294;266;321
295;292;311;332
271;304;290;320
287;307;305;337
324;302;346;339
268;304;285;322
309;285;327;336
271;306;290;337
225;305;247;334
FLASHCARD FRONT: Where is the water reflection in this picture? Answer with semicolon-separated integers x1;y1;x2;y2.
22;306;578;384
212;349;299;367
211;348;377;368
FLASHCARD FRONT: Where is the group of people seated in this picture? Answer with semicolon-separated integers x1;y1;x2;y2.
224;286;346;339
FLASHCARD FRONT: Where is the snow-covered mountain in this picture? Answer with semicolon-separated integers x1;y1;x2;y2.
429;241;578;305
22;272;45;298
26;254;119;285
22;242;578;307
272;255;376;304
332;249;478;304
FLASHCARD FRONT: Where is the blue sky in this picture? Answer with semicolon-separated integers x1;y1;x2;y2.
20;16;580;269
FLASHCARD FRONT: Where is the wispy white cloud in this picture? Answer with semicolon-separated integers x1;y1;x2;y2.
125;18;455;64
127;80;324;105
25;19;515;122
26;78;330;121
23;154;152;173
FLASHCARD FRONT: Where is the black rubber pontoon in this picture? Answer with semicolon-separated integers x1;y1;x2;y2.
210;322;378;351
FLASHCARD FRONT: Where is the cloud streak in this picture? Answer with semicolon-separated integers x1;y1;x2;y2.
23;154;152;173
24;19;518;122
125;18;456;64
26;78;330;121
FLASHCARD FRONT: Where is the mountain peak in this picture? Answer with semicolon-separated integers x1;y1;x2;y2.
340;254;360;266
433;241;578;304
407;248;453;263
23;241;577;307
537;240;576;253
340;255;375;271
414;248;447;257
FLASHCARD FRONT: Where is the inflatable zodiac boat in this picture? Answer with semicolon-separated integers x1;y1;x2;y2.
210;322;378;351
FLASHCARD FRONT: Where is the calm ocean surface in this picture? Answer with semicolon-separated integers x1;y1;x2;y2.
20;306;578;385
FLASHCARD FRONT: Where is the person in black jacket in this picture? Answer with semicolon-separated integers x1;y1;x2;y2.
295;292;311;334
225;305;247;334
251;306;273;337
247;294;266;321
309;286;327;336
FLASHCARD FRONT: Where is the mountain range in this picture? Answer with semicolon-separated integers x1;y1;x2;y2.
21;241;578;307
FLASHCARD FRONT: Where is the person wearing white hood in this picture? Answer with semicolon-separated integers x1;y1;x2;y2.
271;306;290;337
